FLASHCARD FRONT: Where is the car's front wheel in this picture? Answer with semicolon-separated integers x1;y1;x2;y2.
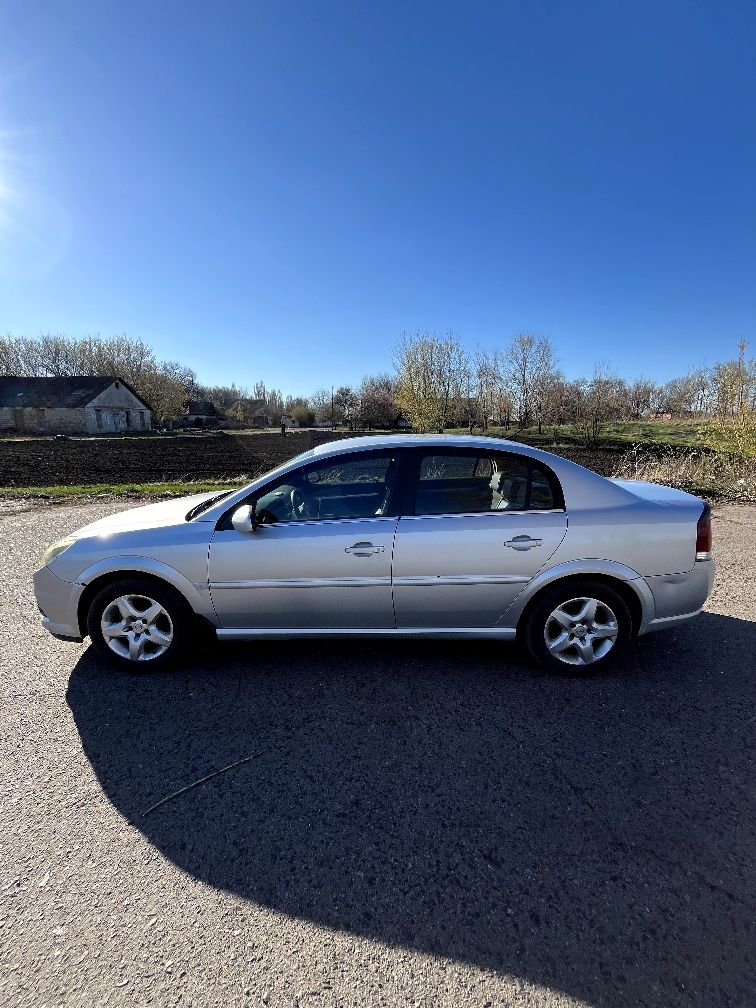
524;579;632;675
87;577;190;671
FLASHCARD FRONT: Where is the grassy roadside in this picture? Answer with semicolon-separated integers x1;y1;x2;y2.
0;480;241;499
447;421;709;451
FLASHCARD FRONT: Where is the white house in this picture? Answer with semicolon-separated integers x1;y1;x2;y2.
0;376;152;435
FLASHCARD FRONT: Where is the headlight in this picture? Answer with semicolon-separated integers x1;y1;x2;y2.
39;537;76;569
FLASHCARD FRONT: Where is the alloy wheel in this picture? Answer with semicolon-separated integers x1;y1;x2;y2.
100;593;174;662
543;596;619;666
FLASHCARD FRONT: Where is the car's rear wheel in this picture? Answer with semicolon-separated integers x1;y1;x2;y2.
524;580;632;675
87;577;190;671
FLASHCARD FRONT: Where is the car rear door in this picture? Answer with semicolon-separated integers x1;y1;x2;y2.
392;448;568;628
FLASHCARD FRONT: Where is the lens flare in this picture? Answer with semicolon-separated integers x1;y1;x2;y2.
0;127;71;276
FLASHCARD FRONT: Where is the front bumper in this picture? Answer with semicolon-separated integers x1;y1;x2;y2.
33;565;85;643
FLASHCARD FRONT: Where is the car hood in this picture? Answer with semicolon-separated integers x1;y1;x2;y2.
609;479;705;508
71;492;221;538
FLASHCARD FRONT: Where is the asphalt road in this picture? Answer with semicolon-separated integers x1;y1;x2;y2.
1;500;754;1008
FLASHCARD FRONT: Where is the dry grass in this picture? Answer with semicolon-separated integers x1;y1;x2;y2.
612;445;756;502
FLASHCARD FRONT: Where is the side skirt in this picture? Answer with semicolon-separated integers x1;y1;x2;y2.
215;627;518;641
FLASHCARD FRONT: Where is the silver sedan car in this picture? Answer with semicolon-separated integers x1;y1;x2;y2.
34;434;714;675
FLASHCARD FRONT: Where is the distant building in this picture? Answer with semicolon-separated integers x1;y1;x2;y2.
247;399;272;428
184;400;225;427
0;376;152;435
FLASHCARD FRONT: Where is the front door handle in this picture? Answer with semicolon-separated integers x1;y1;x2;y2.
345;542;385;556
504;535;543;551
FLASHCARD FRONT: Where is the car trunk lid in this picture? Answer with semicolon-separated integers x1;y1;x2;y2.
609;479;705;507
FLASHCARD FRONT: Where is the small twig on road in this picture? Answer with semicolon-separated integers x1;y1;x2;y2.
142;747;273;817
141;713;411;818
141;715;323;818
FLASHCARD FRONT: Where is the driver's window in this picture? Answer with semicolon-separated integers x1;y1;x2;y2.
255;453;398;523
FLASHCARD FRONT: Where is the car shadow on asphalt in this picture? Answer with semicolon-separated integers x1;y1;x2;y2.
66;612;755;1008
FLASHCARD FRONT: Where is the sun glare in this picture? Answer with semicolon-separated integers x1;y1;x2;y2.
0;126;71;274
0;134;17;233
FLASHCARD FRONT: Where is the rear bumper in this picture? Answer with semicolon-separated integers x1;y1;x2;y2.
33;565;85;643
640;559;715;635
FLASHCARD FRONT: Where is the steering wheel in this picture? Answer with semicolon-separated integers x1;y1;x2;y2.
290;487;308;519
256;508;279;525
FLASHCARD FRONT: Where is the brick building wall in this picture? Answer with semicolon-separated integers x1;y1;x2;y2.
0;406;89;435
0;381;151;436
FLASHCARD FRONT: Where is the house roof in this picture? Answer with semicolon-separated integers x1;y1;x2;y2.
186;399;223;417
0;375;150;410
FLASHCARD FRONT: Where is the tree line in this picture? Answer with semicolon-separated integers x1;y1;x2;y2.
1;330;753;438
391;331;755;439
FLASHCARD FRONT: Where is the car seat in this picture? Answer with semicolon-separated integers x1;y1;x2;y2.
490;470;527;510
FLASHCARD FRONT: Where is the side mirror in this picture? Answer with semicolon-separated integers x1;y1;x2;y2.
231;504;257;533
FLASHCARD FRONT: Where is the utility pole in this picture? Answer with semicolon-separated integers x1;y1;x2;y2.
331;386;334;429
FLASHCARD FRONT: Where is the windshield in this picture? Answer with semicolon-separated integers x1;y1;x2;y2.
185;448;319;522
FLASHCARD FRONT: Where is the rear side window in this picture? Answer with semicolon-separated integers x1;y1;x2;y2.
529;463;560;510
419;455;493;480
412;451;562;515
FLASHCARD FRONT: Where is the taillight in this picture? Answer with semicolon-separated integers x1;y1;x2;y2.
696;503;712;560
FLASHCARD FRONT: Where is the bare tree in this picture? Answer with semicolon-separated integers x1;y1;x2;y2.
140;361;197;425
711;340;756;418
656;374;699;418
581;365;627;442
0;332;197;424
531;342;562;434
626;378;657;421
504;332;559;430
290;399;314;427
309;388;333;425
394;330;469;432
357;373;399;429
472;349;510;430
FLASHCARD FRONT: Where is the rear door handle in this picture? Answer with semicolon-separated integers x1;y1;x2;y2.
504;535;543;550
345;542;385;556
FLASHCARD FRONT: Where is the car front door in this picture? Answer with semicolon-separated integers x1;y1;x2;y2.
392;448;568;628
208;450;401;630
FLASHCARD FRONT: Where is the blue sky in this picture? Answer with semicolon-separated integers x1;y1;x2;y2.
0;1;754;395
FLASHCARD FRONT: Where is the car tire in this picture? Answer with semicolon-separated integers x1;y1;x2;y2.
523;579;633;675
87;576;191;672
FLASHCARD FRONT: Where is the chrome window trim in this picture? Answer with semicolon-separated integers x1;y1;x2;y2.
218;515;399;532
398;509;566;521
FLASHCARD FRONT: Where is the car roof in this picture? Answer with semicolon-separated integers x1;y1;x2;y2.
310;433;522;455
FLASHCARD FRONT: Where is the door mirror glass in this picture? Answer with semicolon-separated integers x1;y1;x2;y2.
231;504;256;533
